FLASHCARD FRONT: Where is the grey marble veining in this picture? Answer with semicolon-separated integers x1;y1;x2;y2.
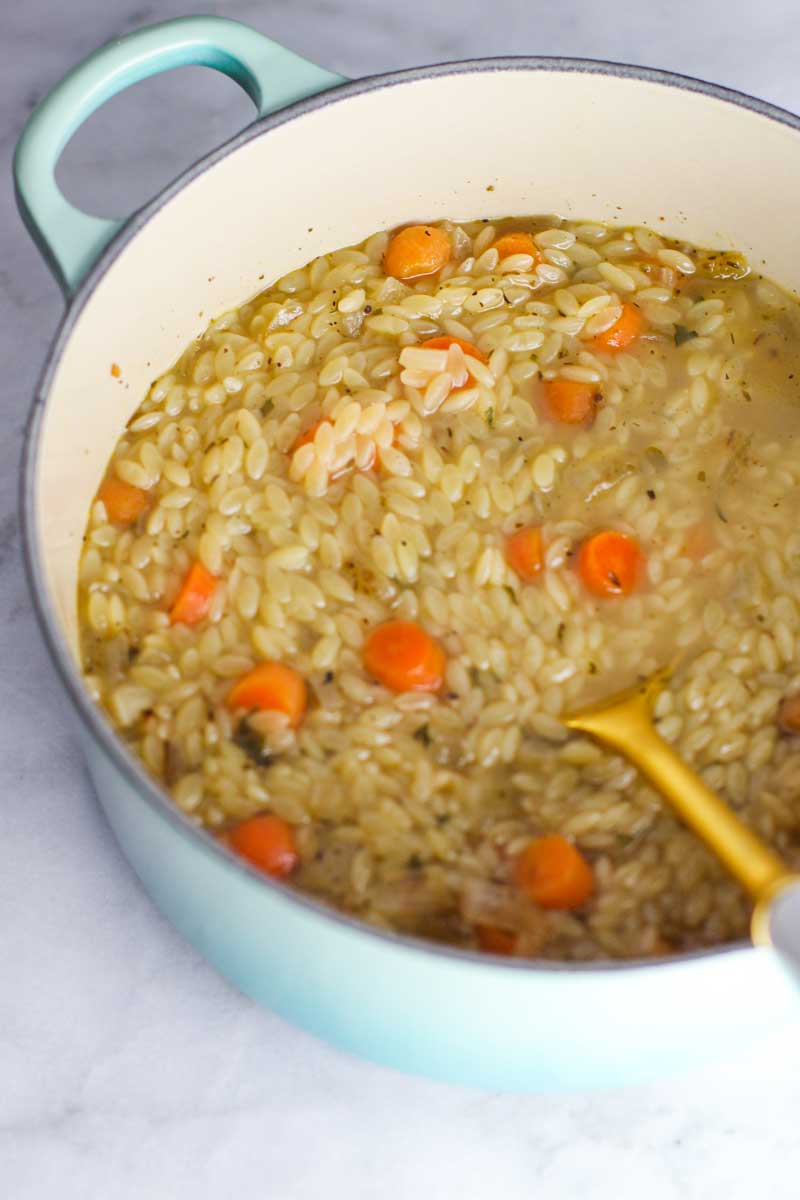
3;2;800;1197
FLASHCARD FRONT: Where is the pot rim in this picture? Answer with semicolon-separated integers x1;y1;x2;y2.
23;53;798;976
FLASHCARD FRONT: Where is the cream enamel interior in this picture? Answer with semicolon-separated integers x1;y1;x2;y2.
34;66;800;657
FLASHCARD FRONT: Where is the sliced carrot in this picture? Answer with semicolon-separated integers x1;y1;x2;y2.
514;835;594;910
293;419;323;453
169;560;217;625
420;336;486;394
98;477;150;526
577;530;643;598
363;620;445;693
227;662;307;728
420;335;488;365
294;419;400;475
226;814;299;878
505;526;544;581
491;231;543;265
589;303;647;353
779;695;800;735
475;924;517;955
384;225;451;280
292;419;358;480
542;378;601;425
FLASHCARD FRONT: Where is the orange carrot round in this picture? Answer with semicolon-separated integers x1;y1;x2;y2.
542;378;601;425
577;530;643;597
169;560;217;625
420;335;488;364
384;225;451;280
475;925;517;955
293;419;354;480
98;477;149;526
514;835;594;909
491;231;543;264
589;303;646;353
363;620;445;693
505;526;544;581
226;814;299;878
227;662;307;728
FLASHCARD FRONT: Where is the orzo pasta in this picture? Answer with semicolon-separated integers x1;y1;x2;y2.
79;215;800;961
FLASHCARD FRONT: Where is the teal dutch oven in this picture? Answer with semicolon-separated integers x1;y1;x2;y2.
15;15;800;1090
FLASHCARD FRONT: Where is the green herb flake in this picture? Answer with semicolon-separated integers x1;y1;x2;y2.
261;398;274;416
233;717;273;767
674;325;698;346
486;407;495;428
413;724;432;746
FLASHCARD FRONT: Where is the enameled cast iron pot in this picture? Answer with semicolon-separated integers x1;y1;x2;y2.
15;16;800;1090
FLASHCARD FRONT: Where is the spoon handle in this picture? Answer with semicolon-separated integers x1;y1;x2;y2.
566;685;789;901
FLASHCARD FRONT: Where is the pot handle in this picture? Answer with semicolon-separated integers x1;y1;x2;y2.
13;16;346;297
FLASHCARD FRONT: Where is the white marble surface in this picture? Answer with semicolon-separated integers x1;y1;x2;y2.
4;1;800;1195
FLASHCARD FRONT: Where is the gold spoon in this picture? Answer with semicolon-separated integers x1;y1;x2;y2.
564;666;800;966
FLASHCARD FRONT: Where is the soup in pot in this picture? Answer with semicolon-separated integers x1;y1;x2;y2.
78;214;800;961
